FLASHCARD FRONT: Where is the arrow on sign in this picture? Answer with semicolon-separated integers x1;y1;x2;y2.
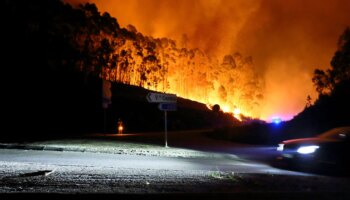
158;103;177;111
147;92;177;103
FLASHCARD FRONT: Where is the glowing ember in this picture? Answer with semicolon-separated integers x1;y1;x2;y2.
206;104;212;110
222;106;230;113
233;107;241;115
232;107;241;121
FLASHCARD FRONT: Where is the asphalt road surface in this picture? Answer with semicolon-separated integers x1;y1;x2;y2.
1;130;350;199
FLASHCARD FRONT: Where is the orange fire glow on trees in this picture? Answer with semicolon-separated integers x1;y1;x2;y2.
99;30;264;119
66;0;350;121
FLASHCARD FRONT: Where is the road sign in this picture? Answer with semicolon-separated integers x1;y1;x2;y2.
147;92;177;148
146;92;177;103
158;103;177;111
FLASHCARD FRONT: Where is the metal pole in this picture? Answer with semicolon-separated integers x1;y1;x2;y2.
164;110;168;148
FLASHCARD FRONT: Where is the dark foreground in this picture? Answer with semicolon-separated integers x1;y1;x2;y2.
2;192;349;200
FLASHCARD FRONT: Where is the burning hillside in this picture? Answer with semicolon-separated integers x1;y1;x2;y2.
68;3;265;121
65;0;350;122
99;27;264;120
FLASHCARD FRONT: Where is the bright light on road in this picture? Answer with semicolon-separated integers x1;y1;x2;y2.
297;145;319;154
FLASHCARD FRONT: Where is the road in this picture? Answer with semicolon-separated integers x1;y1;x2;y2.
0;147;315;194
0;148;306;175
1;130;350;197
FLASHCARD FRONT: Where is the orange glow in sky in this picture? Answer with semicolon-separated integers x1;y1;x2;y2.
66;0;350;121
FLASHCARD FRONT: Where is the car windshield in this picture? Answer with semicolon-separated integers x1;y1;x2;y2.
318;127;350;140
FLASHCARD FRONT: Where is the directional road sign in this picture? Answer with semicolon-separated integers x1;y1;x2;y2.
158;103;177;111
147;92;177;148
146;92;177;103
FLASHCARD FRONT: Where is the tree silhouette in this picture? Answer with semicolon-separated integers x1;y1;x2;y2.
297;27;350;132
313;27;350;95
331;27;350;83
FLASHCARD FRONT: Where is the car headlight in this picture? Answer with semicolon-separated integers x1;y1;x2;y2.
277;144;284;151
297;145;319;154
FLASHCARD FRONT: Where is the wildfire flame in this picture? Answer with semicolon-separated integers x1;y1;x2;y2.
206;104;243;122
101;46;264;121
68;0;265;121
233;107;242;121
66;0;350;122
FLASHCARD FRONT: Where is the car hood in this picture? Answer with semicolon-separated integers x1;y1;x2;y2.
281;137;336;145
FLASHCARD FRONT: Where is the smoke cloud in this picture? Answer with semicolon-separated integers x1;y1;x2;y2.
65;0;350;121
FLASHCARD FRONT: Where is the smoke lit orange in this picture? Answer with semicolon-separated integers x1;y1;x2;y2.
66;0;350;121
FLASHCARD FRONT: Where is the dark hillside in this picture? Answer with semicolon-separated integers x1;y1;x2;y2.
1;68;240;141
105;82;240;133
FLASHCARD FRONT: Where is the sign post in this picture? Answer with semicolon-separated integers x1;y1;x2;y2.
147;92;177;148
164;111;168;147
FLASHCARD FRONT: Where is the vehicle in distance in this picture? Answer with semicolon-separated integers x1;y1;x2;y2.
276;126;350;172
